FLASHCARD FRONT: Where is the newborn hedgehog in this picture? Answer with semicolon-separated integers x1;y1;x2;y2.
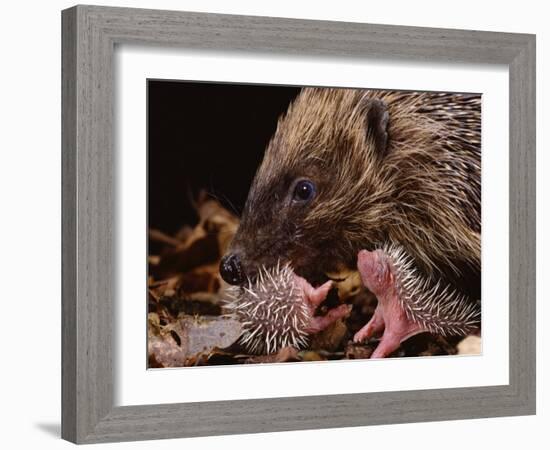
220;87;481;357
224;263;350;354
355;244;480;358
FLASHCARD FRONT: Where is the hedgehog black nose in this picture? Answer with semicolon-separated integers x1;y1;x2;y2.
219;253;246;285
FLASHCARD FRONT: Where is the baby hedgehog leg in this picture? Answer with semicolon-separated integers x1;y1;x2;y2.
353;245;480;358
294;275;352;334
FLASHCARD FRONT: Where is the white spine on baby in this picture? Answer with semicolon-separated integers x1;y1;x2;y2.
382;243;481;336
223;262;311;354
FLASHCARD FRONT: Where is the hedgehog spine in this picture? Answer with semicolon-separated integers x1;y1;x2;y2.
382;242;480;336
224;263;311;354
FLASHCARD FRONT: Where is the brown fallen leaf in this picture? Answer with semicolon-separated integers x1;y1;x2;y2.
148;276;180;298
152;196;239;279
457;335;482;355
157;295;221;319
148;315;242;367
176;263;221;295
310;319;348;352
148;255;161;266
299;350;326;361
173;224;193;243
244;346;300;364
327;269;363;301
149;228;184;247
344;341;376;359
156;230;220;279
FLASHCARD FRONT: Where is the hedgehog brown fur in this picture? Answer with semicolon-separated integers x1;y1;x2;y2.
221;87;481;338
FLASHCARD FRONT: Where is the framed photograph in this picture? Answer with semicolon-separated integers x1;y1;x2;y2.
62;5;536;443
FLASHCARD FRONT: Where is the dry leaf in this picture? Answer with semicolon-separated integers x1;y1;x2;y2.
148;315;242;367
244;346;300;364
329;270;362;301
310;319;347;352
344;342;375;359
457;335;482;355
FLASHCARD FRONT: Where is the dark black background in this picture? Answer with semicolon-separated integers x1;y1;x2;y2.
148;80;300;234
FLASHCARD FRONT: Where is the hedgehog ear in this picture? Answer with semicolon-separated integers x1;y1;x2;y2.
365;99;390;158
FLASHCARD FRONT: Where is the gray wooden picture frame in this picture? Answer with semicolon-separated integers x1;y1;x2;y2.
61;4;536;444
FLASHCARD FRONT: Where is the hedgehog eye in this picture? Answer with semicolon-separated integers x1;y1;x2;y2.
292;180;316;203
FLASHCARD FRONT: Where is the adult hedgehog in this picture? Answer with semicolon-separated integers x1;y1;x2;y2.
220;87;481;357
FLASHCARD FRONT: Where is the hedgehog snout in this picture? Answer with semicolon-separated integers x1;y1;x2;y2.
219;252;246;285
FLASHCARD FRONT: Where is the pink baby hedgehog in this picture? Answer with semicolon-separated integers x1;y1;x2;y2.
223;263;350;354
